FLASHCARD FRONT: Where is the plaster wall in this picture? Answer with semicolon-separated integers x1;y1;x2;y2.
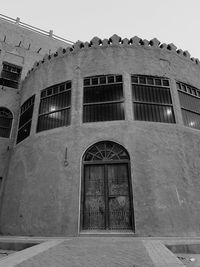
0;19;72;204
0;18;71;56
1;39;200;236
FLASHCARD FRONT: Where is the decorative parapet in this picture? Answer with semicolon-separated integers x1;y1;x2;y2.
149;38;160;47
25;34;200;79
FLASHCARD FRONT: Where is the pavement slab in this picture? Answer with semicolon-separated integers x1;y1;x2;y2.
0;236;193;267
15;237;155;267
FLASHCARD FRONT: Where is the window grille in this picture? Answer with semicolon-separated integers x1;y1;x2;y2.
0;108;13;138
83;75;124;122
0;62;22;89
83;141;130;162
37;81;71;132
177;82;200;130
16;95;35;144
132;75;175;123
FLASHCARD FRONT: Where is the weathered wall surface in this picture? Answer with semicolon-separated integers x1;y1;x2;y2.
0;18;72;203
1;35;200;236
0;18;72;58
0;87;20;173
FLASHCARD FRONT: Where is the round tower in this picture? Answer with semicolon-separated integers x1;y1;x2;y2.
1;34;200;237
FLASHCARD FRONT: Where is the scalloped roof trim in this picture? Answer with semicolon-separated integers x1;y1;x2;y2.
25;34;200;80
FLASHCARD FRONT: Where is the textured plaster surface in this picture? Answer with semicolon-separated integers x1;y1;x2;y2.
0;19;72;216
0;18;71;57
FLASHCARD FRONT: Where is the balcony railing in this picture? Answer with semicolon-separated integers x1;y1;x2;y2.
0;14;74;44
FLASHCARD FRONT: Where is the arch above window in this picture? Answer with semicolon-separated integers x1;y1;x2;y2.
83;141;130;162
0;107;13;138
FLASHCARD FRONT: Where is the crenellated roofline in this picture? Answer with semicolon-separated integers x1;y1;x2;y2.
25;34;200;80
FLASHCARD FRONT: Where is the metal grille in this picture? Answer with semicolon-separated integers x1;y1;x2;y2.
83;75;125;122
107;164;132;230
132;75;175;123
134;103;175;123
177;83;200;130
83;165;106;230
177;81;200;98
178;90;200;114
0;62;22;89
37;81;71;132
0;107;13;138
83;141;130;161
182;109;200;130
131;75;169;87
16;95;35;144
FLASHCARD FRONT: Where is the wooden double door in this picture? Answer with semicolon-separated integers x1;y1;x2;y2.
81;163;134;231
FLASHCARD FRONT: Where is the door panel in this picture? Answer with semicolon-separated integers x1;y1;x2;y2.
108;196;131;229
107;164;129;195
107;164;132;230
83;165;105;229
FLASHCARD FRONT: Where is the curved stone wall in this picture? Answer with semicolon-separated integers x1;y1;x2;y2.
1;35;200;237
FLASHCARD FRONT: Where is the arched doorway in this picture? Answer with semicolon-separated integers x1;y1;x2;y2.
81;141;134;231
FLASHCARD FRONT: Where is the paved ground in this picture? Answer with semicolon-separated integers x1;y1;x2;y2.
16;237;155;267
0;236;197;267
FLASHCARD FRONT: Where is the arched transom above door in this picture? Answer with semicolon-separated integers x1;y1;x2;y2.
83;141;130;162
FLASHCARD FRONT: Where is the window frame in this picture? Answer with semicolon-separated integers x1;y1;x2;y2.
36;81;72;133
0;62;22;89
177;81;200;130
0;107;13;138
83;75;125;123
131;75;175;124
16;95;35;144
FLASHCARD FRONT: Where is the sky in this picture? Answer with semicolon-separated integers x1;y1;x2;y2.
1;0;200;59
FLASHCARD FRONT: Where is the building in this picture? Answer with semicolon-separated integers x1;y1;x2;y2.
0;14;200;237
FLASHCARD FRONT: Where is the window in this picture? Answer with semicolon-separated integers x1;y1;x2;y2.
83;75;125;122
177;82;200;130
0;107;13;138
37;81;71;132
0;62;22;89
132;75;175;123
16;95;35;144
